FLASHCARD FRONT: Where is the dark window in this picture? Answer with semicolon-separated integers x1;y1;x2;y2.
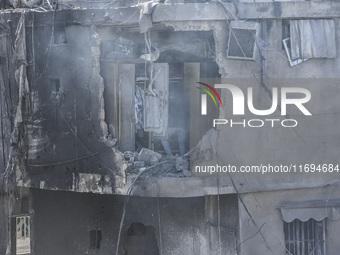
282;20;290;50
90;230;102;249
53;24;67;45
16;216;31;254
227;21;259;60
49;78;60;92
228;29;256;59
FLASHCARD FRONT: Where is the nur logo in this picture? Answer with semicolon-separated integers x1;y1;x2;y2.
196;82;312;117
196;82;222;115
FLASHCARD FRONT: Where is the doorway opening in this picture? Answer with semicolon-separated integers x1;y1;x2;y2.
124;222;160;255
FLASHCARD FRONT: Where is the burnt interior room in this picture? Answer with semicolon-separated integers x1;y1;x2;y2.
100;28;220;157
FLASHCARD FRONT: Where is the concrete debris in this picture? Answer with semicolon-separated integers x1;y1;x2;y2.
175;156;189;172
124;151;135;162
165;0;185;3
150;155;159;166
138;147;162;166
139;45;160;62
9;0;41;8
77;173;113;194
133;161;145;169
90;26;109;140
106;37;139;60
138;0;161;33
122;149;192;178
113;148;128;181
182;169;192;177
103;138;117;148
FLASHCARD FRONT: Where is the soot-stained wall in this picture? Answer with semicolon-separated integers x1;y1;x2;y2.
22;19;117;189
31;189;239;255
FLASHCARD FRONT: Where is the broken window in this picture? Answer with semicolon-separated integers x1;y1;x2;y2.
16;216;31;255
143;63;169;137
283;38;308;67
290;19;336;60
135;62;189;156
284;219;326;255
282;20;290;50
227;21;260;60
48;78;60;98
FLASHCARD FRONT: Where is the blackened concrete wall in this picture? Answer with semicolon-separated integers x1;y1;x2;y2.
19;19;119;190
31;188;239;255
0;197;10;255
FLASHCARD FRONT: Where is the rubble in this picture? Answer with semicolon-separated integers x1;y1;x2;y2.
175;156;189;172
124;151;136;162
182;169;192;177
106;37;139;60
133;161;145;169
9;0;41;8
138;147;162;166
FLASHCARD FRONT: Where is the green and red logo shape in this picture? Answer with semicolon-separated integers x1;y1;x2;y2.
196;82;222;115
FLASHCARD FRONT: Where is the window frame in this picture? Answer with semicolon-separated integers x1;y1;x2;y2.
283;218;327;255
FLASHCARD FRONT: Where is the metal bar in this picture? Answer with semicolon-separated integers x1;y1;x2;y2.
322;220;326;255
288;222;291;253
296;220;300;255
312;220;315;255
301;220;305;255
307;219;310;255
294;220;297;255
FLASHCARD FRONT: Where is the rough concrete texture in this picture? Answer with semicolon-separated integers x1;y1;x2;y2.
18;22;118;190
238;186;340;255
1;2;340;255
0;197;11;255
31;189;239;255
198;18;340;191
1;5;338;196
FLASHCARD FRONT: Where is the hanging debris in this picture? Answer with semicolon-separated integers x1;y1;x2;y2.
8;0;41;8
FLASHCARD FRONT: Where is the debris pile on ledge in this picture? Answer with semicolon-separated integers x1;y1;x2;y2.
122;147;191;178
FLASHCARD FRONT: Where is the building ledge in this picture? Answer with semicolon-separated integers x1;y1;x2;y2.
1;2;340;28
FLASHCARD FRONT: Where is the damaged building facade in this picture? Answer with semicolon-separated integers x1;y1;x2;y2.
1;0;340;254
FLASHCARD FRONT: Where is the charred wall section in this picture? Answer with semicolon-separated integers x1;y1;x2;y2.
0;15;19;176
0;12;118;190
31;189;239;255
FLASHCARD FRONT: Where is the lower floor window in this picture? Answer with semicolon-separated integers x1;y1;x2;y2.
284;218;326;255
16;216;31;254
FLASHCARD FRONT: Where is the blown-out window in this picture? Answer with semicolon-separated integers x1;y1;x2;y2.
227;21;260;60
290;19;336;60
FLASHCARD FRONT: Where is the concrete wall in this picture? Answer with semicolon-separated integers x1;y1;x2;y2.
238;186;340;255
31;189;239;255
1;8;338;195
0;196;10;255
0;0;339;189
16;20;121;190
0;27;16;177
189;18;340;191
